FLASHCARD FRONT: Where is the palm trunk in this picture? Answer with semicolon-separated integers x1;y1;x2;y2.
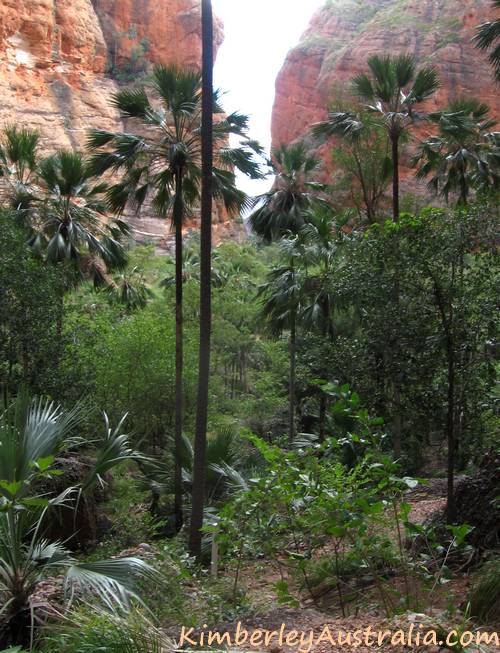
189;0;213;559
391;135;400;222
390;134;402;455
318;308;330;443
289;310;297;443
460;175;468;206
433;278;456;524
174;174;184;532
445;337;456;524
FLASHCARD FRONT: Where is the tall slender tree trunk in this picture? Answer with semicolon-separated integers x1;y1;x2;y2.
318;310;330;443
189;0;213;559
433;280;456;524
174;175;184;532
391;136;400;222
390;133;402;457
289;311;297;443
446;338;456;524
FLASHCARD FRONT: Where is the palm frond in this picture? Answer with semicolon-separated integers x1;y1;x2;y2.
64;557;160;612
81;413;147;492
112;88;153;120
352;73;376;101
408;66;440;104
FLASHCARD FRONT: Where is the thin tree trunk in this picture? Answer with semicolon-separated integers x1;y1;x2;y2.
390;135;402;457
318;312;330;443
289;311;297;443
174;176;184;532
433;278;456;524
391;136;400;222
445;325;456;524
189;0;213;559
393;383;402;459
354;150;374;224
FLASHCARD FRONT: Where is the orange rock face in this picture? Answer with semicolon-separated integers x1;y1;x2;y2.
0;0;223;152
271;0;500;190
0;0;236;246
92;0;223;71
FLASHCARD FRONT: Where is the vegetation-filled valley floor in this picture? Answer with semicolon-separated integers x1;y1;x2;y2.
0;14;499;653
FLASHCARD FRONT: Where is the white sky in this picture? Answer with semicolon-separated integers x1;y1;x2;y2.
212;0;325;195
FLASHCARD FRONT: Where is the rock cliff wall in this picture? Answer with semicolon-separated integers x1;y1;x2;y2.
271;0;500;190
0;0;234;247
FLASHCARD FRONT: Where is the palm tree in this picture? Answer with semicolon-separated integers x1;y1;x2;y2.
88;65;263;534
300;206;342;441
259;236;306;443
312;111;392;224
0;135;130;289
33;151;130;285
348;54;439;221
248;142;328;242
146;426;246;510
1;143;130;356
474;0;500;82
0;125;40;217
0;393;158;648
190;0;215;559
300;205;340;339
413;99;499;204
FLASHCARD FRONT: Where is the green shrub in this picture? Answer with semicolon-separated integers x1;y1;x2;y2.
468;558;500;622
40;610;172;653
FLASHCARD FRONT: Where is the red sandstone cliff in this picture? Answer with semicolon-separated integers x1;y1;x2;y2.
0;0;235;247
271;0;500;189
0;0;222;150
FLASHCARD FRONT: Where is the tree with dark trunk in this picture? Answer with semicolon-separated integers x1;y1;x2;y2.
189;0;214;558
258;237;306;443
88;63;263;534
315;54;439;223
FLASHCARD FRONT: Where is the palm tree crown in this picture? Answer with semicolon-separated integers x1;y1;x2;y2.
33;151;130;284
413;98;500;204
87;65;264;218
0;127;130;288
248;142;328;243
351;54;440;220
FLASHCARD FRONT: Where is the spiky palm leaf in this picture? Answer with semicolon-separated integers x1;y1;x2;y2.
352;54;439;138
258;235;307;336
32;151;129;284
474;1;500;82
0;126;40;217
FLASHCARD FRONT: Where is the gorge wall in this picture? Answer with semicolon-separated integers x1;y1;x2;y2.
271;0;500;193
0;0;223;150
0;0;236;249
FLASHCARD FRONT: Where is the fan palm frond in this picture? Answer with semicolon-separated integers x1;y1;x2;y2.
474;3;500;82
